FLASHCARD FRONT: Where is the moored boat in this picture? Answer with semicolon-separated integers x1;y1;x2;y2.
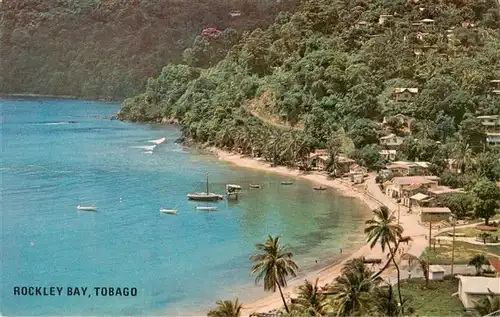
160;208;177;215
196;206;217;211
249;184;261;189
313;186;327;191
76;205;97;211
281;181;294;185
187;172;223;201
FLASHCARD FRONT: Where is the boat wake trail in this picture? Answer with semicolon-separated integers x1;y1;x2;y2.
148;137;166;145
131;145;157;151
44;121;78;125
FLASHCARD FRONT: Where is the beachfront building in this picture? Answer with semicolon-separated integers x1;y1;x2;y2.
307;149;329;170
457;276;500;309
477;115;500;145
391;88;419;102
419;207;451;223
385;175;439;205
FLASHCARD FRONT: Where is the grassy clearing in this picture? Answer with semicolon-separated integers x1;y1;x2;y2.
400;278;467;317
448;227;500;238
422;241;500;265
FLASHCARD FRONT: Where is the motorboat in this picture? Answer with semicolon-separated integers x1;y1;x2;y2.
281;181;294;185
196;206;217;211
226;184;242;200
160;208;178;215
76;205;97;211
313;186;327;191
187;172;223;201
249;184;261;189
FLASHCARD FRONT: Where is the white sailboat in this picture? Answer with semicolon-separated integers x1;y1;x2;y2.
160;208;178;215
187;172;223;201
76;205;97;211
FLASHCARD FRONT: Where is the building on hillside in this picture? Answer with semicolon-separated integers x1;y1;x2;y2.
491;80;500;94
391;88;419;102
379;14;394;25
379;149;397;161
229;11;242;17
477;115;500;145
379;134;405;147
355;21;371;28
457;276;500;309
419;207;451;223
416;32;430;41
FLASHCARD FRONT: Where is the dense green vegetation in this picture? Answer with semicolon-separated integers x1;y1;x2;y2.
0;0;298;98
118;0;500;177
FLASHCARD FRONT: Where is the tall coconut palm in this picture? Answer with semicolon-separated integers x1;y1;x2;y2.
364;206;404;309
207;298;243;317
329;257;377;316
292;278;331;316
249;235;298;313
473;290;500;316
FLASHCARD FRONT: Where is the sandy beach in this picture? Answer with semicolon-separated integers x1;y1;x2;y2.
213;149;429;316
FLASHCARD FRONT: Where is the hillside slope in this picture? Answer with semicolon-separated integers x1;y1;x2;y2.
0;0;298;99
118;0;500;167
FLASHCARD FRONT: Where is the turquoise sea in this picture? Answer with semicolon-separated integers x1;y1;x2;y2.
0;98;370;315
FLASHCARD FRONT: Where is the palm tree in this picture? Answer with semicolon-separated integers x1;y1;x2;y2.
207;298;243;317
473;290;500;316
364;206;404;309
468;254;488;275
292;278;331;316
452;141;474;173
249;235;299;313
370;282;407;317
329;257;377;316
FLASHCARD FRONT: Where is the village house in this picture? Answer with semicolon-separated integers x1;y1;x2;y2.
427;186;465;199
391;88;419;102
419;206;451;223
477;115;500;145
385;161;430;177
385;175;439;205
379;14;393;25
307;149;329;170
429;265;445;280
379;149;397;161
379;134;404;147
490;79;500;94
409;192;433;209
457;276;500;310
488;259;500;277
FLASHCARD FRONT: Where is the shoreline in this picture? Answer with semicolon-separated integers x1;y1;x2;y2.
0;93;122;102
212;149;427;316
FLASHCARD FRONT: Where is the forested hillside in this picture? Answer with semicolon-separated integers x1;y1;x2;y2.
118;0;500;170
0;0;298;99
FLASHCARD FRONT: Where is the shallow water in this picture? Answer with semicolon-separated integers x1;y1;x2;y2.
1;98;369;315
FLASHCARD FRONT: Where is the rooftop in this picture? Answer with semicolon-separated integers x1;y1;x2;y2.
393;87;419;94
380;150;397;154
410;193;429;201
429;265;445;273
489;259;500;272
421;207;451;214
428;186;464;195
457;276;500;294
392;176;437;186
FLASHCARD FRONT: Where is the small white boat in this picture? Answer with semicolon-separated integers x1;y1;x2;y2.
77;205;97;211
196;206;217;211
160;208;178;215
281;181;294;185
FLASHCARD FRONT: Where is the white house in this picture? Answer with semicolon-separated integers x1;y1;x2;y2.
429;265;445;280
457;276;500;309
380;134;404;147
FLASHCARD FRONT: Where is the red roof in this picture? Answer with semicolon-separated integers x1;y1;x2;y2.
489;259;500;272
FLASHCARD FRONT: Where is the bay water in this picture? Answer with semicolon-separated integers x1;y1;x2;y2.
0;98;369;315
